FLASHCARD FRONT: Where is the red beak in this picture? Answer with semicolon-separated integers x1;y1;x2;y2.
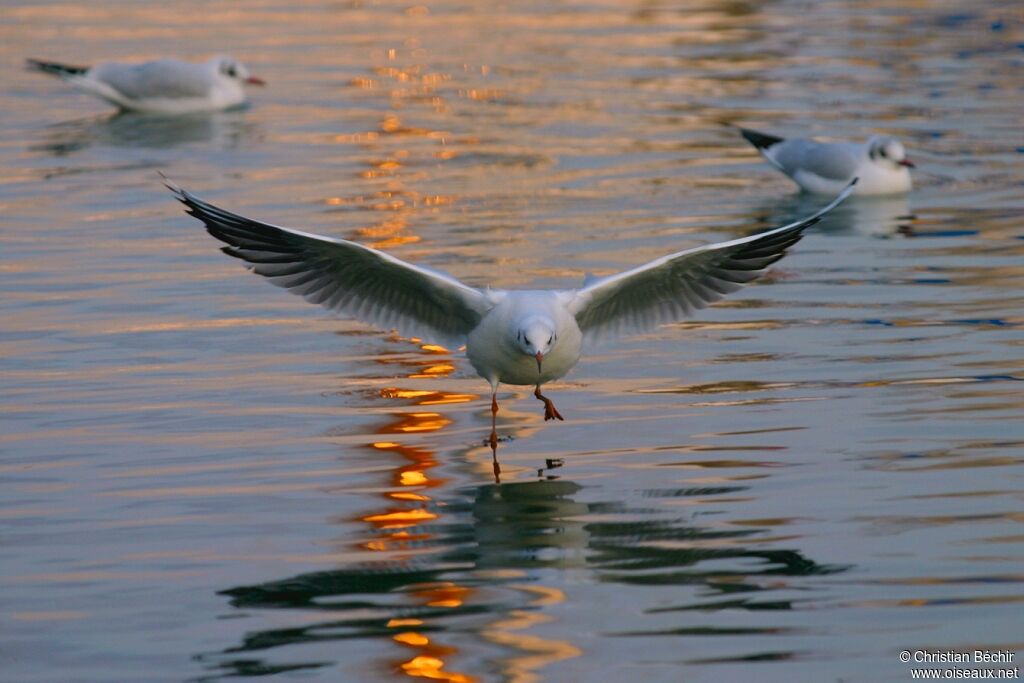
535;351;544;373
245;76;266;86
898;158;915;168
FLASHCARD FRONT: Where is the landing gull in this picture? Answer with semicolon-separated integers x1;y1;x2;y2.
170;179;856;478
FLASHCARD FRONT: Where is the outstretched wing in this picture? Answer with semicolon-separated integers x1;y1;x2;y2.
170;184;493;346
569;180;856;340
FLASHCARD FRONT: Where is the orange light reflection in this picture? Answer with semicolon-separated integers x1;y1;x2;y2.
379;412;451;434
346;66;475;682
400;655;473;683
411;582;472;609
361;508;438;529
381;388;476;406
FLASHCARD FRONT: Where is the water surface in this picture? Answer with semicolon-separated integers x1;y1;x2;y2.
2;1;1023;681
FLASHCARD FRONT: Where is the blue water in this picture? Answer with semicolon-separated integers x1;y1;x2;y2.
2;1;1022;681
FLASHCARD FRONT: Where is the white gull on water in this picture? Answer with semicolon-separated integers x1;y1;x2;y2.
741;128;913;196
27;55;265;114
170;179;855;478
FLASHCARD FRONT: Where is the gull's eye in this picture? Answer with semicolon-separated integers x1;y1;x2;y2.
878;148;887;158
225;65;237;77
547;335;553;345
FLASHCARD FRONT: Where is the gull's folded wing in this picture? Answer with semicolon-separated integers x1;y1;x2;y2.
171;185;492;346
569;180;856;340
93;60;213;100
769;139;862;181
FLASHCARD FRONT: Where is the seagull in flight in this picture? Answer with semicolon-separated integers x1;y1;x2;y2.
170;179;855;477
27;55;265;115
740;128;913;196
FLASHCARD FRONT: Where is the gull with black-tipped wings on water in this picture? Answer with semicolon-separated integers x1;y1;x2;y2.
170;179;856;480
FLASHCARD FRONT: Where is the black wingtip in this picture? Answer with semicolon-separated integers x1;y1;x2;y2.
26;58;89;77
219;245;248;261
160;172;191;207
740;128;784;151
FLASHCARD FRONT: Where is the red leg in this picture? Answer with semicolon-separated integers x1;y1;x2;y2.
489;393;499;449
534;385;564;421
490;391;501;483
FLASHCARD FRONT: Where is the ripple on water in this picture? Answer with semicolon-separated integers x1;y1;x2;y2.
2;0;1024;681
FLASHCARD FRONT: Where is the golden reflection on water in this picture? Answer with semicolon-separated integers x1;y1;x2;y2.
5;0;1024;680
334;43;466;251
480;584;582;683
347;57;478;682
355;339;477;680
353;333;579;679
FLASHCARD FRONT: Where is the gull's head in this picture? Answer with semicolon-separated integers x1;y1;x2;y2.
515;317;557;372
868;136;914;169
212;55;265;86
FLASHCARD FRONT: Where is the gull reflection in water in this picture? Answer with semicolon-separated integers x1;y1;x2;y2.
195;475;847;681
32;108;257;156
754;192;915;238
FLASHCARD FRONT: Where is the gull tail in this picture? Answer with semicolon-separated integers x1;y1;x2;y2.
26;58;89;78
740;127;784;151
